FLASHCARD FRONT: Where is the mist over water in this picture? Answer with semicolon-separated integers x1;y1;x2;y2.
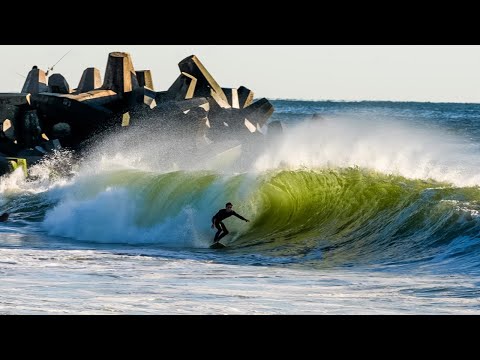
256;115;480;187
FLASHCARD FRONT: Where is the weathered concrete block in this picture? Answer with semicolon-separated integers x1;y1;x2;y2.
15;149;43;166
102;52;139;93
41;139;62;152
237;86;254;108
0;156;10;176
30;90;116;149
48;74;70;94
168;72;197;100
160;97;209;114
52;122;71;139
143;87;157;109
0;105;20;136
243;98;274;128
222;88;240;109
0;131;20;157
0;93;31;106
21;67;48;94
21;110;43;148
136;70;154;90
77;68;102;93
177;56;230;109
121;112;130;127
2;119;15;140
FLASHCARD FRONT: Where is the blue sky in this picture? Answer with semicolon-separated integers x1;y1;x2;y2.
1;45;480;103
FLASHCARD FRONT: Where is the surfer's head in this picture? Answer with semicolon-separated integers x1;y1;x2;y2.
226;202;233;212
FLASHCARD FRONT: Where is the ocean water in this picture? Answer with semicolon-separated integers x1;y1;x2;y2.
1;100;480;314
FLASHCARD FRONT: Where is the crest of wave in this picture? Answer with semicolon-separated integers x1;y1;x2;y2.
255;116;480;187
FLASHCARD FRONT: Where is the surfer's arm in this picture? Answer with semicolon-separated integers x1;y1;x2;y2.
233;212;249;222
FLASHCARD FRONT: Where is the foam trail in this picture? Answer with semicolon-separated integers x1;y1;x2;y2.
255;116;480;186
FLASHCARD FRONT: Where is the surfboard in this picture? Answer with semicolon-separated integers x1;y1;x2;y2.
210;242;226;249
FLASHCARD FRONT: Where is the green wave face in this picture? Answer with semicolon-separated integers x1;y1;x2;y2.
5;167;480;269
240;169;480;267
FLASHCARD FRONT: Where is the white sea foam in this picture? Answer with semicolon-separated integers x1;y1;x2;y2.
255;117;480;187
0;248;477;314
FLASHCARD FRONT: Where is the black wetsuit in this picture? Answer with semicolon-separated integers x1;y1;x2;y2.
212;209;247;243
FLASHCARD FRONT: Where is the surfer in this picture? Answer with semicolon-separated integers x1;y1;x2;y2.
211;202;249;243
0;212;9;222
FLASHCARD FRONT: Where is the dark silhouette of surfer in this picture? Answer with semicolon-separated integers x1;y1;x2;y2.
0;212;9;222
211;202;249;243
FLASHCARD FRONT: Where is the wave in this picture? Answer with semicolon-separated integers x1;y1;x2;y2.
3;167;474;271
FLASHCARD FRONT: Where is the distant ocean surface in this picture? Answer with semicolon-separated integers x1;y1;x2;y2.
1;100;480;314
